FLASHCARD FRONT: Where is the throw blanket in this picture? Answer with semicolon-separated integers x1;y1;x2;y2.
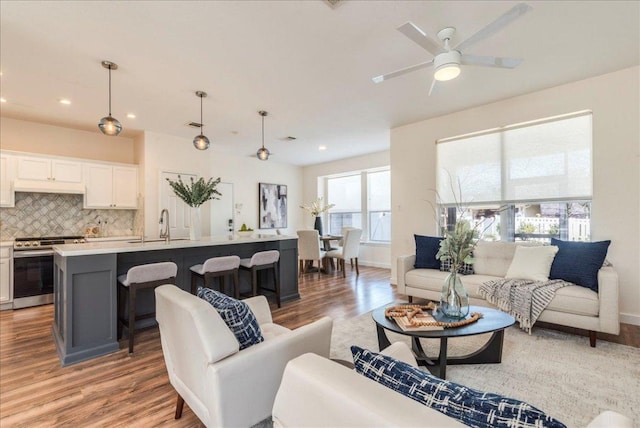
479;279;571;333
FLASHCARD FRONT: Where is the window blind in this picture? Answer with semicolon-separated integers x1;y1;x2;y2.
436;113;592;205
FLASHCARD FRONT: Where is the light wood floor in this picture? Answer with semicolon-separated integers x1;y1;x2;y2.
1;265;637;427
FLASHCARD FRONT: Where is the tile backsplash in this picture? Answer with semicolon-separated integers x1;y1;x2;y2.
0;193;135;239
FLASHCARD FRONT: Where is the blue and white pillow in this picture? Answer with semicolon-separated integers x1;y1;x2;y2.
351;346;565;428
197;287;264;350
439;258;475;275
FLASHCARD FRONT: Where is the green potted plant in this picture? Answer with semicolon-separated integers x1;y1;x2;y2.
436;219;479;319
237;223;254;238
166;175;222;240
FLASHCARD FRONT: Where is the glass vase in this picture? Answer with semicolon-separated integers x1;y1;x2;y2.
439;271;470;319
190;206;202;241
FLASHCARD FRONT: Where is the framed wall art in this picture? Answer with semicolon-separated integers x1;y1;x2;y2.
259;182;287;229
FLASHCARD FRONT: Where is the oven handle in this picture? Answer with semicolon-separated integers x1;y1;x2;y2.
13;250;55;258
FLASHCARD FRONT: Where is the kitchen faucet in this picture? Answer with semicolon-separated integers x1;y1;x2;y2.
159;209;170;243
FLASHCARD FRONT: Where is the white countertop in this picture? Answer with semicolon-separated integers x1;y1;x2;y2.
53;234;296;257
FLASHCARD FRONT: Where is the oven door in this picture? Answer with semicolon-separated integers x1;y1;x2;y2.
13;250;55;308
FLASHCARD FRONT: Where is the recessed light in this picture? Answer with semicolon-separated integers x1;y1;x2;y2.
319;145;327;151
0;97;6;103
59;98;71;105
127;113;136;119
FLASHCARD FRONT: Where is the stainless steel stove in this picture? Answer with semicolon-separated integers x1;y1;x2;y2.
13;236;87;309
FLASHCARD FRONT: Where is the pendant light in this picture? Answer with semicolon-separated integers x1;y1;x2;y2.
256;110;270;161
98;61;122;136
193;91;210;150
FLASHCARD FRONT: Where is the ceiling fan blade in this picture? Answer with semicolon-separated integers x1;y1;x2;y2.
428;78;438;96
461;54;523;69
397;22;444;56
372;60;434;83
454;3;532;52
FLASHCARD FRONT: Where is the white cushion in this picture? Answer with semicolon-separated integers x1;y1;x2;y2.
191;255;240;275
241;250;280;268
505;245;559;282
119;261;177;286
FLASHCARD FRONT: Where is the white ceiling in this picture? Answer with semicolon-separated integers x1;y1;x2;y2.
1;1;638;166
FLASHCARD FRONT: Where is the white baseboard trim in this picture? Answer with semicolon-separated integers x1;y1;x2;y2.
358;261;391;269
620;312;640;326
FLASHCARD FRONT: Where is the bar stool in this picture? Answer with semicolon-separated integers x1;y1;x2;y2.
189;255;241;298
239;250;281;307
117;261;177;354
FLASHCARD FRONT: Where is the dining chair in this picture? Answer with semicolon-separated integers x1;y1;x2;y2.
297;229;326;279
326;228;362;277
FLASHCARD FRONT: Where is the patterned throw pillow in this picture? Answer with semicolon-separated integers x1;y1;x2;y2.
351;346;566;428
439;258;475;275
197;287;264;350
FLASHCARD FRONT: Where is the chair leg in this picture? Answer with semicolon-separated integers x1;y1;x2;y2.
318;259;322;279
298;260;303;277
273;263;281;308
190;273;197;294
117;283;124;339
350;258;354;268
354;258;359;276
175;393;185;419
342;259;346;278
408;295;413;303
233;269;240;299
589;331;597;348
128;286;136;354
251;267;258;297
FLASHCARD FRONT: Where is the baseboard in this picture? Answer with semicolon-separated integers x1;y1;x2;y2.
620;312;640;326
357;261;390;269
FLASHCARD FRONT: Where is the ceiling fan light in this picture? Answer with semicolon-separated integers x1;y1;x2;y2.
193;134;210;150
257;147;270;161
434;63;460;81
99;115;122;136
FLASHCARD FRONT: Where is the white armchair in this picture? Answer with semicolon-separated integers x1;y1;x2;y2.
155;284;333;427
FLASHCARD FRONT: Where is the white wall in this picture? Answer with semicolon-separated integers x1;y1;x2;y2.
142;131;303;239
303;150;391;268
391;66;640;325
0;117;135;164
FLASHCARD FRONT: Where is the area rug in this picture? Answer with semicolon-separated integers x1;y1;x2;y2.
330;311;640;428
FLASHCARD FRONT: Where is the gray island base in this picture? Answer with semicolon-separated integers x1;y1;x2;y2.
53;235;298;366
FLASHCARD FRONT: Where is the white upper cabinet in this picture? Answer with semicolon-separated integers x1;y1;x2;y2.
84;163;138;209
0;154;16;207
17;156;82;183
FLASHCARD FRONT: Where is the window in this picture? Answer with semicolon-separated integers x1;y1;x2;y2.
437;112;592;243
325;168;391;242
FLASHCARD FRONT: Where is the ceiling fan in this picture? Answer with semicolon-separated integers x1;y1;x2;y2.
372;3;532;95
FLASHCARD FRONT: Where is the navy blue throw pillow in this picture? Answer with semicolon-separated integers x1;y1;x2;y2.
197;287;264;350
351;346;565;428
549;238;611;292
414;235;442;269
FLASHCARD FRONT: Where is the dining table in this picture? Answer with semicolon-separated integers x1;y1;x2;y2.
319;235;342;272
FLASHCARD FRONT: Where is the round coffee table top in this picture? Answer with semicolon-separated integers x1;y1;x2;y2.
372;303;515;339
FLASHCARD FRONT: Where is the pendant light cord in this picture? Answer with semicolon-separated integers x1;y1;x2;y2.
200;94;204;137
108;65;112;116
261;114;265;149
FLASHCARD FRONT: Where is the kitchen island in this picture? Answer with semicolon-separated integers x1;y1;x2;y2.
52;235;298;366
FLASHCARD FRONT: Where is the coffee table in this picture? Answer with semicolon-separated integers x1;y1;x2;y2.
372;304;515;379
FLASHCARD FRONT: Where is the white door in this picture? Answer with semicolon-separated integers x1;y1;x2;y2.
51;159;83;183
112;166;138;208
17;157;51;181
210;182;234;236
84;164;113;208
160;172;195;239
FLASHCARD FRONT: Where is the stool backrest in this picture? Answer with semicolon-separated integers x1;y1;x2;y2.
297;229;322;259
250;250;280;266
203;255;240;273
126;261;178;284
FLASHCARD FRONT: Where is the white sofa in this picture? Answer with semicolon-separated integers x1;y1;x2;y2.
272;345;632;428
397;240;620;346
